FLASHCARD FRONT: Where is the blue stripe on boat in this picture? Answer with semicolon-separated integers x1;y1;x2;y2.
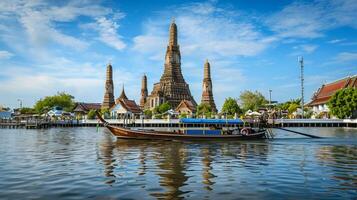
186;130;222;135
180;118;243;124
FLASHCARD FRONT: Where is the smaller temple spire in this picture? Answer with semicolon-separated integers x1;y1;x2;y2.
102;63;115;109
204;59;211;79
201;59;217;113
119;84;128;100
140;74;148;108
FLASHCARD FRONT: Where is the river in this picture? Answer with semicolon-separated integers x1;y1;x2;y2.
0;127;356;199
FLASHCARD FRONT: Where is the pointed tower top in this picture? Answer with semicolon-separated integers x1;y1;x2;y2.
169;19;178;46
119;84;128;100
204;59;211;79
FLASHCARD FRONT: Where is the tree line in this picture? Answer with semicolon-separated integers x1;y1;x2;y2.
15;88;357;119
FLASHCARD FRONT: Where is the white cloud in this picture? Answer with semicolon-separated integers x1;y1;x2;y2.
334;52;357;62
0;50;13;59
266;0;357;39
292;44;318;54
328;39;345;44
133;2;275;60
94;17;126;51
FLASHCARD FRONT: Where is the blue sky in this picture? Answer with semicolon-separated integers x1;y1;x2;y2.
0;0;356;110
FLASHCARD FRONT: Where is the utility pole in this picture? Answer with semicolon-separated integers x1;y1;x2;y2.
17;99;22;109
298;56;304;119
269;89;272;105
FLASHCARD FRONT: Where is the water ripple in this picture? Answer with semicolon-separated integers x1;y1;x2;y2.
0;127;356;199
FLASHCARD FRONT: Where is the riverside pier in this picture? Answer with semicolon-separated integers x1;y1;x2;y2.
1;118;356;129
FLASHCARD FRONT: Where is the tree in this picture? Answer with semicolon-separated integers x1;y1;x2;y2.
221;97;242;116
101;108;110;119
144;109;152;118
153;102;171;114
19;107;36;114
158;102;171;114
34;92;75;113
87;109;96;119
196;103;212;118
327;88;357;119
239;90;268;112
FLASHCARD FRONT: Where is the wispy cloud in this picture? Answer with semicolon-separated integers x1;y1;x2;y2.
334;52;357;62
266;0;357;39
133;2;276;60
0;50;13;59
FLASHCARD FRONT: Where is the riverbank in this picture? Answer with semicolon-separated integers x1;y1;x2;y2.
1;118;357;129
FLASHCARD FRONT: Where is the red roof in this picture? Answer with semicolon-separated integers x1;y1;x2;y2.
73;103;101;112
114;99;142;113
308;75;357;106
175;100;196;112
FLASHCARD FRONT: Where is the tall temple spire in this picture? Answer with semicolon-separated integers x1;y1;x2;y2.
201;60;217;113
140;74;148;108
169;19;177;47
102;63;115;109
145;20;197;109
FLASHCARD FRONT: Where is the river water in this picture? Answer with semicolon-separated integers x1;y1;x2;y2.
0;127;356;200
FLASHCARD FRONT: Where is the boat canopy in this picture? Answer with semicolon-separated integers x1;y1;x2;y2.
180;118;244;125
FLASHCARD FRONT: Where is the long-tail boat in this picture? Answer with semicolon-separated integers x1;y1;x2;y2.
96;112;267;141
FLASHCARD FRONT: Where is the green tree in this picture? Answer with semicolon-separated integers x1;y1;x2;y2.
101;108;110;119
239;90;268;112
288;103;299;114
87;109;96;119
34;92;75;113
327;88;357;119
19;107;36;114
196;103;212;118
144;109;152;118
158;102;171;114
153;102;171;114
221;97;242;116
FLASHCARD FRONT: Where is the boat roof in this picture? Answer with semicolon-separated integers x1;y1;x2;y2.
180;118;243;124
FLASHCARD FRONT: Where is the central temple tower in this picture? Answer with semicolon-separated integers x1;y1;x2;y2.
145;20;196;109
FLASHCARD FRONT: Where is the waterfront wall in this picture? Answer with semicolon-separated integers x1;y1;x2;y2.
1;118;357;129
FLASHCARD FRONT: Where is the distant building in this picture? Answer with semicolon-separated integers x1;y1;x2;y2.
110;86;142;119
102;63;115;109
201;60;217;113
0;111;12;119
140;74;148;109
73;103;102;118
144;20;196;110
307;75;357;116
175;100;196;117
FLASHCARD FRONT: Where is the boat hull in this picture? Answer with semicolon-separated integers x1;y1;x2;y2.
106;125;266;141
96;112;266;141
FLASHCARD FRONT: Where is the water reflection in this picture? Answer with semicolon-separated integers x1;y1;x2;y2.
97;132;116;185
201;147;215;191
316;145;357;190
0;128;356;199
97;136;273;199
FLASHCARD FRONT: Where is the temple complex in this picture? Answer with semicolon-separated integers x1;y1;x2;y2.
144;20;196;110
201;60;217;113
102;63;115;109
140;74;148;109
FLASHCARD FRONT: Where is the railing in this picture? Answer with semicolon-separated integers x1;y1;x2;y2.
273;119;357;124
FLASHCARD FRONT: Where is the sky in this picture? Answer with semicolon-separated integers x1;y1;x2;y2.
0;0;356;110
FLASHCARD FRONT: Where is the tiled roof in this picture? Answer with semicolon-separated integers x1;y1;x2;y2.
175;100;196;112
116;99;142;113
308;75;357;106
73;103;101;112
